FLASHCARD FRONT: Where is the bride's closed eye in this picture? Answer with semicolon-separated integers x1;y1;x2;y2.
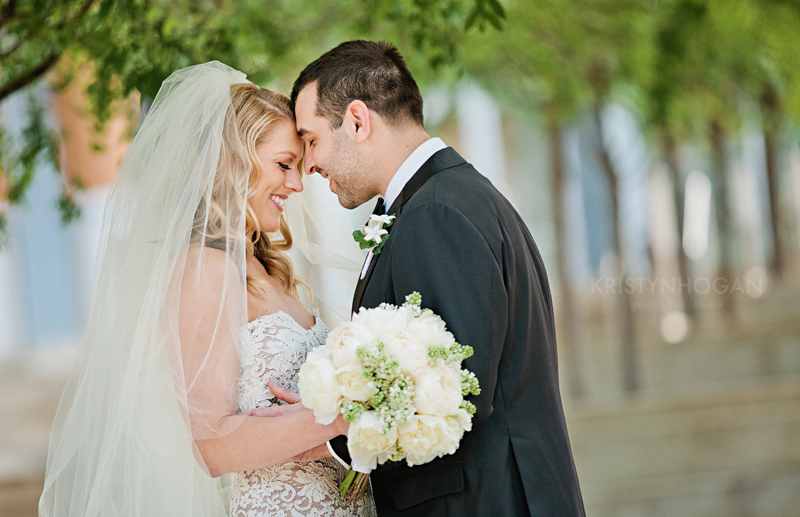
278;162;291;170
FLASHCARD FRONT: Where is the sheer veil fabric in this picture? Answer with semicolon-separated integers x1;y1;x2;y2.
39;61;362;516
284;172;365;326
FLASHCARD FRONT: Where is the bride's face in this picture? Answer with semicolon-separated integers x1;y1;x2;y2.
249;120;304;233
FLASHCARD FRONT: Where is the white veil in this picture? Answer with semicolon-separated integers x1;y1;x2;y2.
40;62;250;516
39;60;366;517
284;173;366;326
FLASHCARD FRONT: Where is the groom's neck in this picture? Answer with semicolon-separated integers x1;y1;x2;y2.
374;126;431;198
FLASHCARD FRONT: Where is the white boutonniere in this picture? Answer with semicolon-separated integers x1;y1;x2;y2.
353;214;395;255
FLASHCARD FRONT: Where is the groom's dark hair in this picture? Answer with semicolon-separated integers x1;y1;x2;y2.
291;40;424;129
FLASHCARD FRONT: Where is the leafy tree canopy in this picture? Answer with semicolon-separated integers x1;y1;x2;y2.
0;0;504;243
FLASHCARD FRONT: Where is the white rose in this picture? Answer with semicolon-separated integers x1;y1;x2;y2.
353;305;416;337
407;310;456;347
348;411;399;469
336;364;375;402
326;322;376;369
411;365;463;416
398;414;461;467
382;330;429;375
297;346;342;424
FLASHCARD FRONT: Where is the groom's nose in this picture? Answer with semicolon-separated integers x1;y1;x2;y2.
304;152;317;175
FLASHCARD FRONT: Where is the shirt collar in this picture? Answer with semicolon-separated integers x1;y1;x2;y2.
383;137;446;211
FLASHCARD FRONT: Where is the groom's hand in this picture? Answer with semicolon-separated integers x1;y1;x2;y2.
242;381;304;417
268;381;302;404
286;443;332;463
268;381;349;436
245;404;304;417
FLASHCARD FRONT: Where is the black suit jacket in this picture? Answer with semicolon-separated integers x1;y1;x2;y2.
333;147;585;516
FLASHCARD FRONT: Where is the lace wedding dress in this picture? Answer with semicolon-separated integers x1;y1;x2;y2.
230;310;377;517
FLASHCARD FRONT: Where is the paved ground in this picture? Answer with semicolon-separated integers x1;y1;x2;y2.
0;348;74;517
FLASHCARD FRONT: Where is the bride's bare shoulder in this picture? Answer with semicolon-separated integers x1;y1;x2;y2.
182;245;239;288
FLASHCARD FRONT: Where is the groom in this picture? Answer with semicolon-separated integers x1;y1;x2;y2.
290;40;585;516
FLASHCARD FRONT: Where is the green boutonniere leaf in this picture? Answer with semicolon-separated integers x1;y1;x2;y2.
352;230;374;250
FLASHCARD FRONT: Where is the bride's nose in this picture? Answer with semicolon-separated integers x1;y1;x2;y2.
285;167;303;193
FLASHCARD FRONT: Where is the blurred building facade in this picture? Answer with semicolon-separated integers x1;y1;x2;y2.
1;77;799;516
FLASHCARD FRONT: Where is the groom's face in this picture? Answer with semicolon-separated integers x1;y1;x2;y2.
295;83;376;209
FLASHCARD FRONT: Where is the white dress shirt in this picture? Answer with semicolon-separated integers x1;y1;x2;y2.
359;137;447;280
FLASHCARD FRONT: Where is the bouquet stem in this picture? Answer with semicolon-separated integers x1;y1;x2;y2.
339;466;370;503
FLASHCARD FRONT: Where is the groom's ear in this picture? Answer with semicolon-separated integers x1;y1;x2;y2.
345;100;371;144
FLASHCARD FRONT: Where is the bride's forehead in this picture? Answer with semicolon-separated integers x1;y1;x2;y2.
259;122;302;145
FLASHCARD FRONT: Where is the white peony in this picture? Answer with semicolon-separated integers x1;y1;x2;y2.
326;322;376;369
336;364;375;402
297;346;342;424
382;330;429;375
353;305;416;337
411;365;463;416
443;408;472;448
446;407;473;434
397;414;461;466
348;411;399;469
407;310;456;347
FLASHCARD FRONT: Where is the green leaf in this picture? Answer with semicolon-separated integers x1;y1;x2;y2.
56;192;82;225
373;237;389;255
488;14;502;31
352;230;371;248
465;5;481;30
0;213;8;249
487;0;505;19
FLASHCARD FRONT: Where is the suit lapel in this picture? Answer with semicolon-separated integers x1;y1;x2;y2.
351;147;466;314
385;147;465;216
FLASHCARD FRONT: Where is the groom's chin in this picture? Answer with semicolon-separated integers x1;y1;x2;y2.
339;197;360;210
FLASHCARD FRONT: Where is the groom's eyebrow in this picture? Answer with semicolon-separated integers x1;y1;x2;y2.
297;128;311;138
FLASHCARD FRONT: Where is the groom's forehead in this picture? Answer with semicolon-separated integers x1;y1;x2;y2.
295;83;318;115
295;85;329;137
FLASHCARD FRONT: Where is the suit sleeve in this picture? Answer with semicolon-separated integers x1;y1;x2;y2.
389;203;508;426
328;435;351;466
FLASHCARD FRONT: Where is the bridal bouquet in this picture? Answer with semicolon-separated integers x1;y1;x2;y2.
298;292;481;502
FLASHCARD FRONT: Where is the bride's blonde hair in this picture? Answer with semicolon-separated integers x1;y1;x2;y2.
193;82;305;297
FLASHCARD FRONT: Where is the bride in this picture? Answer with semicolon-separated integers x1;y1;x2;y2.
38;62;376;516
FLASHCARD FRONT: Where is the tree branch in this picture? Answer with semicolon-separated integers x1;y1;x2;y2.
0;0;19;30
0;52;61;102
0;0;95;98
58;0;96;31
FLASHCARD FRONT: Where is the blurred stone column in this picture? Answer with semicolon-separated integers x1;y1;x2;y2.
0;106;20;358
455;81;512;201
0;211;24;359
0;92;39;356
52;66;134;328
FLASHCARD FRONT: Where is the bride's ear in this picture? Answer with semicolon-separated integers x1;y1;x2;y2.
345;100;371;143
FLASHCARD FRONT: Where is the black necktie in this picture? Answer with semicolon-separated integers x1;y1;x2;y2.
373;198;386;216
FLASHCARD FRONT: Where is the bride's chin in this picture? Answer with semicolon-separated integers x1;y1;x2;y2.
265;217;281;233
